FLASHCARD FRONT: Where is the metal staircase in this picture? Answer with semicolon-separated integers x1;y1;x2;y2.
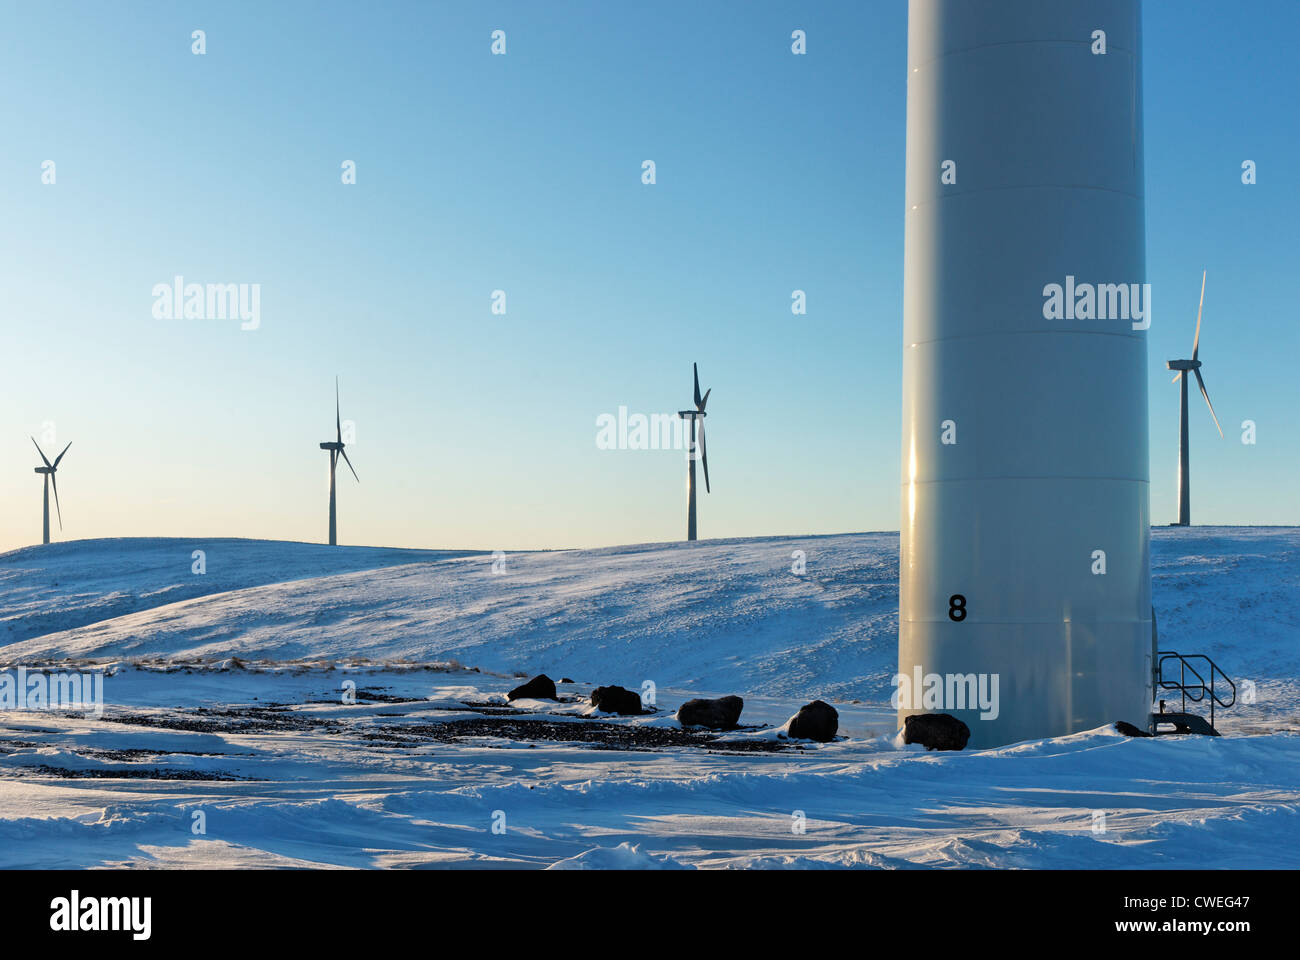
1153;650;1236;736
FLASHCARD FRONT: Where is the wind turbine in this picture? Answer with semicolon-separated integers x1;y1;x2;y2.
677;363;711;541
318;377;358;546
31;437;71;545
1167;270;1222;526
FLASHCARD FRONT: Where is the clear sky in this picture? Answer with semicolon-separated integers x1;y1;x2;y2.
2;0;1296;554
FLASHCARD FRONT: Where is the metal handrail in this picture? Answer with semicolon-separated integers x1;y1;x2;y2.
1156;650;1236;730
1159;651;1207;703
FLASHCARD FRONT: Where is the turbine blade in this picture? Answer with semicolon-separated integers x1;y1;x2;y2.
335;377;342;444
1171;372;1182;384
52;441;72;468
693;363;702;408
340;446;359;482
698;387;711;412
50;472;63;529
1192;270;1206;361
30;436;51;467
698;418;710;494
1193;368;1223;438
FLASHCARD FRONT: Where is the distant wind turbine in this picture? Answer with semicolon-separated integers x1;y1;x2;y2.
31;437;71;545
318;378;358;546
1167;270;1222;526
677;363;711;541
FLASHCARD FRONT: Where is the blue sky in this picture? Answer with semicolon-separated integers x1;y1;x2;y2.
1;0;1296;553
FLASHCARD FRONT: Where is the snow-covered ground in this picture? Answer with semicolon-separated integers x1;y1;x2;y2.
0;529;1296;868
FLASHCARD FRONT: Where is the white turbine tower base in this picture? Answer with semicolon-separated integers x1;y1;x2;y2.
900;0;1153;748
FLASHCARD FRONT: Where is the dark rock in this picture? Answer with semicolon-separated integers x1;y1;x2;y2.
676;695;744;730
507;674;557;701
561;678;575;684
1115;720;1151;738
786;700;839;742
590;685;644;715
902;713;970;751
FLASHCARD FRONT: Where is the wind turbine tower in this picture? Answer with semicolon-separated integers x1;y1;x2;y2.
900;0;1152;747
318;378;359;546
677;363;711;541
1167;270;1222;525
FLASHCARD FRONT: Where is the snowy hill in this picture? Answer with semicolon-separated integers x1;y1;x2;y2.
1;534;901;701
0;537;473;649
